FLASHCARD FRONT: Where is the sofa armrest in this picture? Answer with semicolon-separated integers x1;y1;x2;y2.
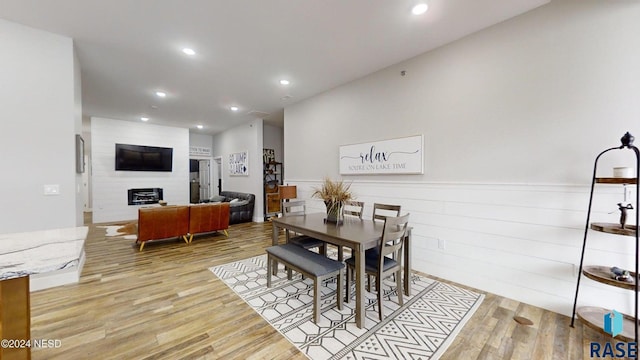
220;191;255;224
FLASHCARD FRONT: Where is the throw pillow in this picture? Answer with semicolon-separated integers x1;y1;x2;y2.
229;200;249;207
210;195;225;202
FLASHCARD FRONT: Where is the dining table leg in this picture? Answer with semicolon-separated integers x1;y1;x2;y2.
272;223;279;246
355;244;365;328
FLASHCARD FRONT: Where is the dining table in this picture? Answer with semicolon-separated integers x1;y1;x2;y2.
271;212;412;329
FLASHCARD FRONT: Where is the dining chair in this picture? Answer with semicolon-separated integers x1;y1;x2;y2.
343;200;365;220
345;213;410;320
333;200;365;261
372;203;401;222
282;200;327;256
364;203;402;287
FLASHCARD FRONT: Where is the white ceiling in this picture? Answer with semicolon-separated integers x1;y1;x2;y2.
0;0;549;135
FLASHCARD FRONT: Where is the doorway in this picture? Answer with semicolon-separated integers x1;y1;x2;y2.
189;158;211;203
212;156;222;195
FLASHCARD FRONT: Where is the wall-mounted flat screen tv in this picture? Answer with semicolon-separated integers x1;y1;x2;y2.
115;144;173;172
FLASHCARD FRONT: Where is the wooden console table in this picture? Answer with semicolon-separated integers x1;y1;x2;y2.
0;276;31;360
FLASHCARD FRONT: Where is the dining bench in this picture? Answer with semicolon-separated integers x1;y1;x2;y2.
265;243;344;323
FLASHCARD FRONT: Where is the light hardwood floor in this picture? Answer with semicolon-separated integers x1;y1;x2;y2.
29;216;603;359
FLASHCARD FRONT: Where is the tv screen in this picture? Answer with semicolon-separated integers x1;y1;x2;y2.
115;144;173;171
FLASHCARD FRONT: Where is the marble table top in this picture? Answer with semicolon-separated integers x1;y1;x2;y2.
0;226;88;280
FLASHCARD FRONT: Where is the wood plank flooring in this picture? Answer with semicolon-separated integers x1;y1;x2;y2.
29;216;604;359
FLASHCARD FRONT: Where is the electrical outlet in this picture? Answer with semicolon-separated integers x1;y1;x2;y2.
438;238;446;250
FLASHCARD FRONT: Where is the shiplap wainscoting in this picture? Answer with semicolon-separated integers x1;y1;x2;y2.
290;179;637;316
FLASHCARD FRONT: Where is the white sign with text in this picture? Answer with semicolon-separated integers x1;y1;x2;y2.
339;135;424;175
229;151;249;176
190;146;211;156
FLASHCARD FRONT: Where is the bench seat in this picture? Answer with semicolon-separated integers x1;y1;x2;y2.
266;243;344;323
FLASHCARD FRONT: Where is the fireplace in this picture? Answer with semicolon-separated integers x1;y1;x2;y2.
128;188;163;205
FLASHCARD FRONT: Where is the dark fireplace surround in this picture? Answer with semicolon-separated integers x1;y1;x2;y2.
128;188;163;205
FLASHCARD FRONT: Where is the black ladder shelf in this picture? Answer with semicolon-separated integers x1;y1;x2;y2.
571;132;640;343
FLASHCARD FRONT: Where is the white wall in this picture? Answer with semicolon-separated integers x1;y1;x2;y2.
189;133;213;156
284;0;640;316
212;119;264;221
0;19;81;233
73;47;84;226
91;117;190;223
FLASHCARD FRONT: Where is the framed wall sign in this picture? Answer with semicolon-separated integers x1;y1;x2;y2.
229;151;249;176
263;148;275;164
189;146;211;157
339;135;424;175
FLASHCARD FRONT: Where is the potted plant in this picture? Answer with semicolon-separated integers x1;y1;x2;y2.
312;178;353;224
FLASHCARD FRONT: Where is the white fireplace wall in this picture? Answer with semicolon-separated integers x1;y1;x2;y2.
91;117;189;223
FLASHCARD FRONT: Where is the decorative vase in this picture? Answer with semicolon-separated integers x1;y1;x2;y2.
324;201;343;224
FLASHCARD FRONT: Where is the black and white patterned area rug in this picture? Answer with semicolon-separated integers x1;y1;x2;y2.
210;255;483;360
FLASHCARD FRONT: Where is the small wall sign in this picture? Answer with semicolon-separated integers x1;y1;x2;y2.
229;151;249;176
339;135;424;175
263;148;275;164
190;146;211;156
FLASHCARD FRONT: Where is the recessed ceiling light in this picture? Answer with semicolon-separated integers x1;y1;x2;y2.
230;106;239;112
140;117;149;121
412;3;428;15
196;124;203;129
155;91;166;98
279;79;290;85
182;48;196;56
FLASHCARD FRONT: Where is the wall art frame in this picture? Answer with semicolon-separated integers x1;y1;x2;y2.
339;134;424;175
229;150;249;176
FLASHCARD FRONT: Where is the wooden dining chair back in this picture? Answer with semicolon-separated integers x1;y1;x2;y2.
372;203;401;222
282;200;327;256
343;200;364;219
368;203;402;264
329;200;365;261
282;200;306;217
346;213;410;320
379;213;410;264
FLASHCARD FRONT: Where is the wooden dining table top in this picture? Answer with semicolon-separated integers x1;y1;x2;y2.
270;212;383;250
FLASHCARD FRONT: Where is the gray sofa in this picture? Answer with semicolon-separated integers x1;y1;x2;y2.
217;191;255;224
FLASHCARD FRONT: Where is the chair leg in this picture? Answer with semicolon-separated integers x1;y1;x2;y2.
345;265;351;303
377;275;384;321
338;246;343;262
396;269;403;306
337;269;344;310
